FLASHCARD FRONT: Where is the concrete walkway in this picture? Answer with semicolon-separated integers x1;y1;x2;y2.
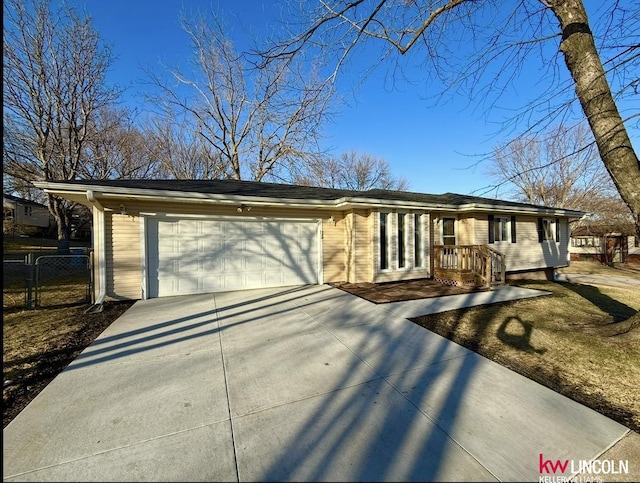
555;272;640;288
3;285;631;482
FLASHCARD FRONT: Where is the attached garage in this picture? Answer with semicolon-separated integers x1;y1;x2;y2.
145;216;321;297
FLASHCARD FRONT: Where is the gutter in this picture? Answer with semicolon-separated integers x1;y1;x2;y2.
85;190;106;313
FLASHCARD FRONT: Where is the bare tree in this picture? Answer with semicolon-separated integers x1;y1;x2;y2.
488;123;614;208
262;0;640;237
142;112;228;180
3;0;121;240
81;107;161;180
578;195;634;234
295;150;409;190
145;11;333;183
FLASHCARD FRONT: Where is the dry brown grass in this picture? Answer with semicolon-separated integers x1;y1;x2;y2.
411;280;640;431
558;260;640;278
3;301;134;428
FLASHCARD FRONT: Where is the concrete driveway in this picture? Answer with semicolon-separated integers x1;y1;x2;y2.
3;285;630;482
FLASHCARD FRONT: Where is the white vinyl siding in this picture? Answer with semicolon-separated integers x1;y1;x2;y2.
476;215;568;271
110;213;142;298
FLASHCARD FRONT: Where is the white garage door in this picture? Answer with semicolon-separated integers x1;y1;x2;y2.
147;218;320;297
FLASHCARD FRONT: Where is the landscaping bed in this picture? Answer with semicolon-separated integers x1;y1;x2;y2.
331;278;489;303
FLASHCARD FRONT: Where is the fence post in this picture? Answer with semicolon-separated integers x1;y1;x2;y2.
25;253;34;309
89;250;95;304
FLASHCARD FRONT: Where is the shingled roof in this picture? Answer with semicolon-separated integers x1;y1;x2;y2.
3;193;48;208
35;178;586;216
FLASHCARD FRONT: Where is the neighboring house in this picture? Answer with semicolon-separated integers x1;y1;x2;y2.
3;194;54;236
33;179;585;301
570;225;640;264
3;193;92;240
70;206;93;241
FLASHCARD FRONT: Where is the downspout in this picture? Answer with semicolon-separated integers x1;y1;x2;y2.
85;190;106;313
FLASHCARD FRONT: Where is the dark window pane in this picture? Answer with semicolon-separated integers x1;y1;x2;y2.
380;213;388;270
398;213;406;268
414;213;423;267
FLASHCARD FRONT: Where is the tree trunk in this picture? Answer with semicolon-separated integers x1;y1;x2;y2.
548;0;640;239
48;194;72;241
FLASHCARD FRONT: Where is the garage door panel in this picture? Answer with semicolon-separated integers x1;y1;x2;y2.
202;256;222;271
157;238;178;251
264;256;283;269
176;258;200;273
176;219;200;234
225;239;245;251
201;222;222;236
175;244;199;260
223;255;245;271
202;275;224;292
244;238;263;253
148;218;319;297
222;273;244;288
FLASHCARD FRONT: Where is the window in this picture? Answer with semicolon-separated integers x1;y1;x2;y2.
538;217;559;242
572;236;601;247
542;219;553;240
398;213;407;268
380;212;421;271
488;215;516;243
379;212;389;270
24;205;33;217
494;217;509;242
414;213;424;267
442;218;455;245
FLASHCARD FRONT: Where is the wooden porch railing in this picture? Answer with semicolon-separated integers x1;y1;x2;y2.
433;245;505;288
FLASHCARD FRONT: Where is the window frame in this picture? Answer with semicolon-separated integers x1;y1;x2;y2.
442;217;456;246
538;217;558;242
494;216;509;242
488;214;517;244
414;213;424;268
397;212;408;269
379;212;391;271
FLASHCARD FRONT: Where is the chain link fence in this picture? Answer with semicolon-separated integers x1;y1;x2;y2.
3;251;93;310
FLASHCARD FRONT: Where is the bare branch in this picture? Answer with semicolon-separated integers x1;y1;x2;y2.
144;9;334;182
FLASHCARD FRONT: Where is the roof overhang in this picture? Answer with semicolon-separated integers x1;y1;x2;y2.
32;181;586;217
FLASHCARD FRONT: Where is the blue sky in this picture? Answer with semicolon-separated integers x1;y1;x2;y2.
61;0;637;197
